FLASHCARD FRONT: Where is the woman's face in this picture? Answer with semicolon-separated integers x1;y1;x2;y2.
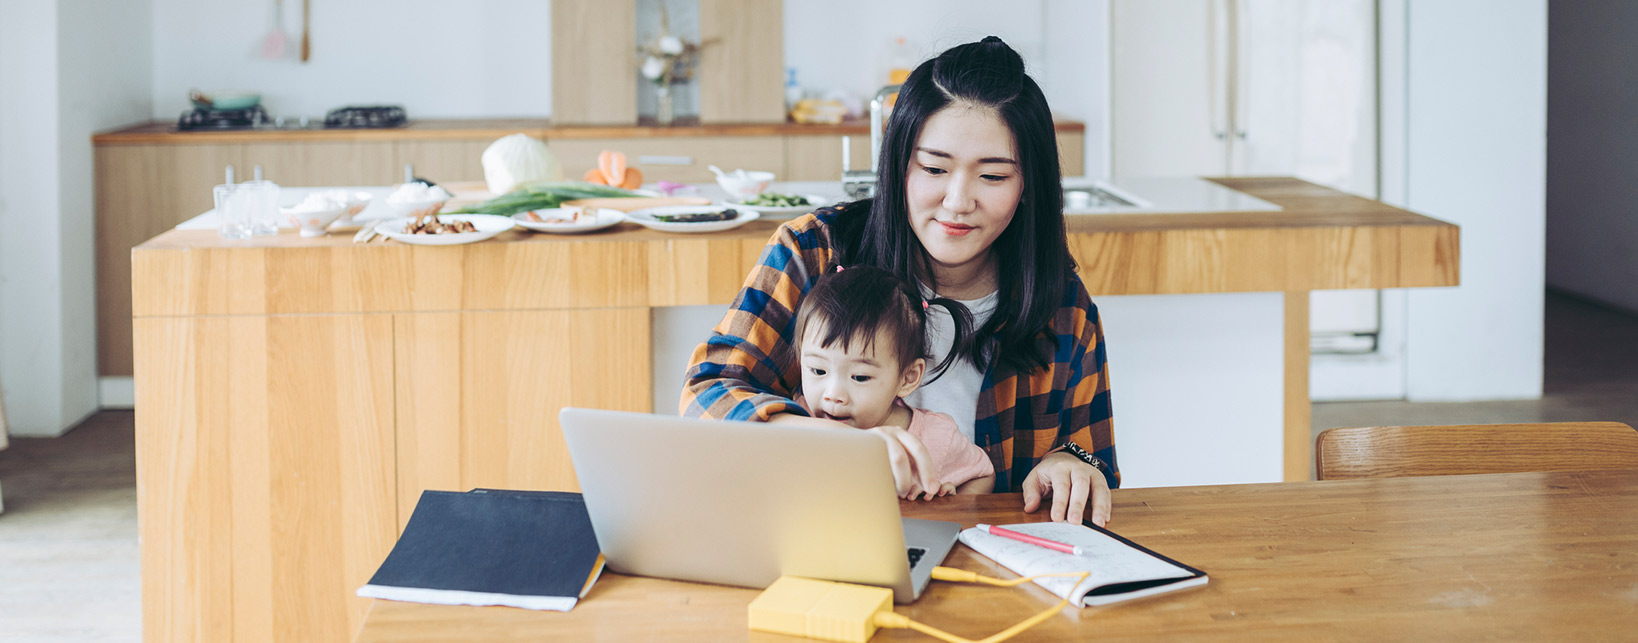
904;104;1024;284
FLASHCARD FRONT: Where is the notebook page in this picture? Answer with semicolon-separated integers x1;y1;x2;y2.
958;522;1196;604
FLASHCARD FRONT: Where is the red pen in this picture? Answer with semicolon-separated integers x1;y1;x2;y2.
976;523;1086;556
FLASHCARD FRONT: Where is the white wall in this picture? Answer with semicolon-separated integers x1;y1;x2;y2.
61;0;154;423
150;0;551;119
0;0;151;437
783;0;1107;179
1545;1;1638;314
1401;0;1546;401
0;0;68;437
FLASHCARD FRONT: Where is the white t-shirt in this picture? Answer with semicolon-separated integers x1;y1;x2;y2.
904;288;999;444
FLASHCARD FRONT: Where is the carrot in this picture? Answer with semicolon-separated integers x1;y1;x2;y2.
607;152;627;187
597;150;616;186
619;167;643;190
583;168;609;185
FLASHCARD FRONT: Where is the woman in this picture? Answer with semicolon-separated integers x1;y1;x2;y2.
680;36;1117;526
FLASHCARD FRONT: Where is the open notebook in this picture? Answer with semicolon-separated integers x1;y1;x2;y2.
958;521;1207;607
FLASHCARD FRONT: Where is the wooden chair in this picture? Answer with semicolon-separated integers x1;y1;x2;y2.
1314;422;1638;480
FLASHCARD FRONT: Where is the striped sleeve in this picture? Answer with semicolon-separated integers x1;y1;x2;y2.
1058;281;1120;488
679;213;834;421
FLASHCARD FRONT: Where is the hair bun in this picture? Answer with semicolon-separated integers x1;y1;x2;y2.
932;36;1025;98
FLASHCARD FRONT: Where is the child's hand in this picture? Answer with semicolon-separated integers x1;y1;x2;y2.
862;425;943;500
955;475;995;495
908;481;952;501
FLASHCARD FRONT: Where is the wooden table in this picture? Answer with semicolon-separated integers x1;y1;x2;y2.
132;178;1458;642
354;469;1638;642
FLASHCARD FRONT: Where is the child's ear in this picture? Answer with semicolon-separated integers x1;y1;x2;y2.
897;358;926;398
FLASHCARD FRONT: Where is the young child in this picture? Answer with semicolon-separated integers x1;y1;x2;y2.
791;265;995;497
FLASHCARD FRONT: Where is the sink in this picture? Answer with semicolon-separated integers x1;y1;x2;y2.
1061;177;1281;215
1064;183;1147;210
1061;180;1153;214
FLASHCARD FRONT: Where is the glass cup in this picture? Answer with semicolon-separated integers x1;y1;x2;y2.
214;183;251;239
240;180;281;237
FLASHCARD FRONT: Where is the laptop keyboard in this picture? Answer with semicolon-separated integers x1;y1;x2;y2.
907;547;927;568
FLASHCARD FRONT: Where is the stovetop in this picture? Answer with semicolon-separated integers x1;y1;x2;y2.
173;105;409;132
176;106;271;130
324;105;407;129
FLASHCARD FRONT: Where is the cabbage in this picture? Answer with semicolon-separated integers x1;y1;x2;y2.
481;134;562;195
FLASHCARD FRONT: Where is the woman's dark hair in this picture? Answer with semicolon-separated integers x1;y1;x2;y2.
835;35;1073;374
792;265;973;385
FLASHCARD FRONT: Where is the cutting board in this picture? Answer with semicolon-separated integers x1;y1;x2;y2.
562;196;711;212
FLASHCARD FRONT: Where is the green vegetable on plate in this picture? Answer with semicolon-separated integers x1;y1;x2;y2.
740;193;811;207
653;209;739;223
450;181;639;217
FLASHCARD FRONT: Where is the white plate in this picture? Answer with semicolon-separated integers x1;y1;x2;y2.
511;208;625;234
723;194;833;216
625;206;760;233
374;214;516;245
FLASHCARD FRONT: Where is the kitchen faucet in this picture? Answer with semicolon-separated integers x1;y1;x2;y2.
842;84;902;199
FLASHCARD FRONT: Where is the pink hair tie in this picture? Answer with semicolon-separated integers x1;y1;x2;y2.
922;301;929;310
835;265;844;272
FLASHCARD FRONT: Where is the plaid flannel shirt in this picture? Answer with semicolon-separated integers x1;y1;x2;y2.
680;205;1119;491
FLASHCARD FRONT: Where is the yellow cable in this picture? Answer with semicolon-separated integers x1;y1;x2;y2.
873;569;1091;643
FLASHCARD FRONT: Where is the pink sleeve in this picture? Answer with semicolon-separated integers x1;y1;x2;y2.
906;408;995;487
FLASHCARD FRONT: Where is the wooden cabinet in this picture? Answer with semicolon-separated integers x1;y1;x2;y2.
391;309;652;526
133;307;654;643
96;144;245;375
241;141;400;186
394;140;490;184
784;134;874;182
134;314;397;643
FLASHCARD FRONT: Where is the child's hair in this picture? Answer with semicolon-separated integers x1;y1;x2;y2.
792;265;973;384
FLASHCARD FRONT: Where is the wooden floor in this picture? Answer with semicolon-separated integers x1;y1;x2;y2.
1312;291;1638;433
0;291;1632;642
0;411;137;642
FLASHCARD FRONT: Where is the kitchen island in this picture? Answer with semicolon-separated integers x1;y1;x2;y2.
94;118;1086;378
131;177;1457;643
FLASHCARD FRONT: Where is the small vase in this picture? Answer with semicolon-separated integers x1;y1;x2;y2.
655;84;675;126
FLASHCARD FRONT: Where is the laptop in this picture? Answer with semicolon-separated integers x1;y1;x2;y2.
559;408;961;603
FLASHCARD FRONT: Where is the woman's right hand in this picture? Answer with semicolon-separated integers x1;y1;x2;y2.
864;424;944;500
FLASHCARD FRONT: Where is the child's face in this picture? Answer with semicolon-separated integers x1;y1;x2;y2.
799;323;923;429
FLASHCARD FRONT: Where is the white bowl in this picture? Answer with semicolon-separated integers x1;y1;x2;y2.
335;191;375;223
281;205;349;238
379;183;452;219
379;198;448;220
715;170;775;198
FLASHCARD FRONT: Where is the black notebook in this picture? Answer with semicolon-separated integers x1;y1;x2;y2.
356;489;605;611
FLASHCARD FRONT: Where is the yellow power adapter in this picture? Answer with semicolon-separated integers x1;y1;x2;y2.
748;576;894;643
748;569;1090;643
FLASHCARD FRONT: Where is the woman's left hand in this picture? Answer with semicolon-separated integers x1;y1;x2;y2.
1020;451;1111;526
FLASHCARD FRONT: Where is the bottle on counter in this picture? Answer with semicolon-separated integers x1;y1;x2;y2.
785;68;803;111
886;36;915;85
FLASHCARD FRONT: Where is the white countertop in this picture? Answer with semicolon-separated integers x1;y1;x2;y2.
174;177;1278;231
